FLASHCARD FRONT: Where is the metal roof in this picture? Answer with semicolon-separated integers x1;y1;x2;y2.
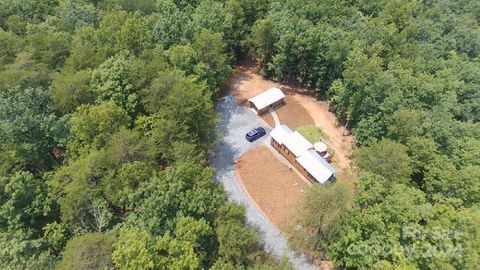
270;125;292;145
248;88;285;111
283;131;313;157
296;149;336;183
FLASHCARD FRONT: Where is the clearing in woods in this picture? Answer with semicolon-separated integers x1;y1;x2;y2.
228;60;354;177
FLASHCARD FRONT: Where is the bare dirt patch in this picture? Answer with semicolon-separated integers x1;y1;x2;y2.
228;59;281;105
289;95;354;174
229;60;355;181
261;112;275;128
235;146;309;226
275;96;314;128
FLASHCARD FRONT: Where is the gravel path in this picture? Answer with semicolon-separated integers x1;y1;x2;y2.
209;95;316;270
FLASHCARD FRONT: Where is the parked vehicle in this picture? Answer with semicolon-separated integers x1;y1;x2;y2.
245;127;266;142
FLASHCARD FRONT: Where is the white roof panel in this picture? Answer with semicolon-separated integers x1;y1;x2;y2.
284;131;313;157
248;88;285;110
296;150;336;183
270;125;293;145
314;142;327;153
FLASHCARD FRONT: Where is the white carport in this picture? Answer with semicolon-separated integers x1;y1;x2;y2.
248;88;285;114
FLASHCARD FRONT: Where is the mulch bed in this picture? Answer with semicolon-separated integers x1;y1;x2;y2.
275;96;314;128
235;146;309;226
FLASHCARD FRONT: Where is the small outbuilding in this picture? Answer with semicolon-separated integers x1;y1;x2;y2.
248;88;285;115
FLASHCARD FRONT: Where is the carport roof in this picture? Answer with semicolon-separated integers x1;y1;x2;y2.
248;88;285;110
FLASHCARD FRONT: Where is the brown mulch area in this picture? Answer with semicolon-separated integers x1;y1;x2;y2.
235;146;309;226
275;96;314;128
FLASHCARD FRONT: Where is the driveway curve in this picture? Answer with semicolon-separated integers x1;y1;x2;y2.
209;95;316;270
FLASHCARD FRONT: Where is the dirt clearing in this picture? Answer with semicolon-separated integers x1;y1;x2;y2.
259;96;314;129
229;60;355;180
261;112;275;127
289;95;354;173
275;96;314;128
235;146;309;226
228;60;280;106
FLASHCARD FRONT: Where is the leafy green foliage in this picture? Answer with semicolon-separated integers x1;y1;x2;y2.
52;69;95;113
56;232;116;270
0;86;69;171
288;182;352;257
355;139;412;185
69;101;129;153
90;51;139;117
0;29;22;65
193;29;232;91
0;171;56;234
254;1;480;268
25;23;71;69
130;160;224;235
0;1;279;269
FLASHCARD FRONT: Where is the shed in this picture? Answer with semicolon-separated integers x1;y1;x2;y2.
248;88;285;115
296;149;336;183
314;142;327;153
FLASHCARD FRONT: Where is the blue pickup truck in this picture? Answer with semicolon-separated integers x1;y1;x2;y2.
245;127;266;142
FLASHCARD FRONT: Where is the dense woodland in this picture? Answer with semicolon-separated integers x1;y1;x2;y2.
250;0;480;269
0;0;284;269
0;0;479;269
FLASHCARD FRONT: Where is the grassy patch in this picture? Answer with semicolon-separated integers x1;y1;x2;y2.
296;125;328;143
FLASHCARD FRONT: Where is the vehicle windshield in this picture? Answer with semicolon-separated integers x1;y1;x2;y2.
247;130;257;136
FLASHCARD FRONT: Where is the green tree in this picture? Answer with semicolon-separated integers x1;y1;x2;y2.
25;23;71;69
52;69;95;113
0;171;56;234
53;149;114;233
387;109;423;143
69;101;129;153
140;69;187;114
103;161;153;209
216;221;260;265
193;29;232;91
0;29;22;65
65;26;106;71
97;10;152;55
159;79;218;149
0;86;69;170
356;139;412;185
251;17;277;70
152;0;189;48
130;160;224;235
288;182;352;257
56;232;116;270
0;52;51;92
112;228;156;270
90;51;139;117
54;0;100;32
113;218;214;270
166;44;198;75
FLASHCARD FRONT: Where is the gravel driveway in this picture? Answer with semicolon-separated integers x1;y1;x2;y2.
209;95;316;270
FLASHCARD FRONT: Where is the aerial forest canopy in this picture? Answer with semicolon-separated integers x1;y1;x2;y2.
0;0;479;269
0;0;281;269
250;0;480;269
